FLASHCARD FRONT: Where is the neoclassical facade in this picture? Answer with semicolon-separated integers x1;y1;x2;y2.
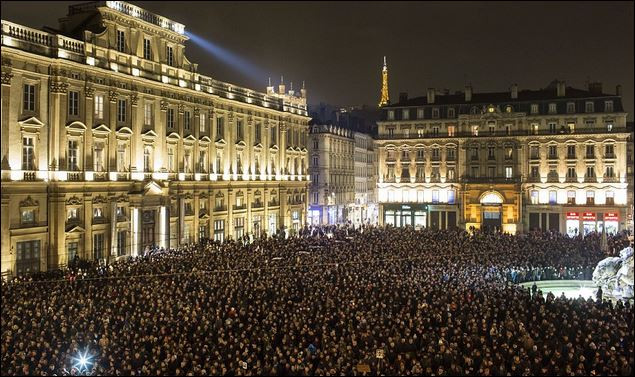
1;1;310;276
376;82;629;235
352;131;378;225
307;124;355;225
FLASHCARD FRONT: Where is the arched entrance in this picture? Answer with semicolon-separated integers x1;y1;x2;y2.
479;191;504;232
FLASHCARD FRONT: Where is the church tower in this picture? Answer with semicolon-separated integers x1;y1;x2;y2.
378;56;390;107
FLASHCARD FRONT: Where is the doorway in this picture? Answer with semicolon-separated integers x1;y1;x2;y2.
482;209;501;232
142;209;155;250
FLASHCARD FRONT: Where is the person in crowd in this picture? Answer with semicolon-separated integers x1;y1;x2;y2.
1;227;633;376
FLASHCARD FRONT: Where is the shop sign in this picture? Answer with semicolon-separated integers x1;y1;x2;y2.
604;212;619;221
566;212;579;220
582;212;596;221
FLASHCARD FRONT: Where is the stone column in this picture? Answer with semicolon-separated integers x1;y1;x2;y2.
1;193;11;274
110;199;117;263
130;92;141;173
84;87;95;173
1;71;13;175
49;80;68;176
108;90;118;173
179;195;185;245
193;193;200;243
263;188;269;234
159;205;168;249
130;206;140;257
246;188;252;235
83;193;93;260
48;191;66;270
227;188;234;240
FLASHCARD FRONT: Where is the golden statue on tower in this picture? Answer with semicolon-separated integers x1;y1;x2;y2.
378;56;389;107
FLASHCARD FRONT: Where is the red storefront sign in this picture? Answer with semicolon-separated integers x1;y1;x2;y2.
566;212;579;220
582;212;596;221
604;212;619;221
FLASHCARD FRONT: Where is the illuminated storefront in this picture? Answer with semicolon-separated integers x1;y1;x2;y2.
566;212;580;237
383;204;427;228
604;212;619;235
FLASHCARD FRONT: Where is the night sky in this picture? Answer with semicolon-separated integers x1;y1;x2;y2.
2;1;633;119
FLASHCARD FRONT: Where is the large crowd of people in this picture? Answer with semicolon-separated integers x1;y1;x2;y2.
2;226;633;376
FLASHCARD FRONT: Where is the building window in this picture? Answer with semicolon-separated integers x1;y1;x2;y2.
567;167;576;179
447;147;455;160
471;125;479;136
143;37;152;60
166;45;174;66
255;122;261;143
447;125;455;137
200;114;206;133
447;108;455;118
606;191;614;205
144;102;153;126
605;101;613;112
216;116;225;139
68;91;79;116
93;143;104;172
605;144;614;157
548;122;557;134
184;111;191;131
586;145;594;158
116;30;125;52
567;190;576;205
21;209;35;224
487;146;495;160
270;125;277;144
447;190;455;204
117;143;127;172
432;147;439;159
93;207;104;219
530;104;538;114
548;103;557;114
605;165;614;178
531;166;539;178
567;145;576;158
432;190;439;203
167;146;175;172
234;217;245;239
447;168;455;181
505;166;513;178
237;119;244;140
214;220;225;242
470;147;478;160
417;108;424;119
432;108;439;118
530;190;538;204
471;167;479;177
488;166;496;178
387;110;394;120
605;120;614;131
22;137;35;170
505;147;513;160
199;150;206;172
586;191;595;205
23;84;35;112
567;102;575;113
585;101;594;113
16;240;40;276
167;108;175;129
586;165;595;178
94;94;104;119
548;145;557;159
117;99;126;122
402;109;409;120
117;230;126;256
549;190;557;205
144;145;152;172
67;207;79;222
67;140;79;171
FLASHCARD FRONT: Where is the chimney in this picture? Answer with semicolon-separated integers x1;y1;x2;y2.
510;83;518;99
427;88;435;104
588;82;603;95
556;80;566;97
266;77;275;95
288;82;295;96
399;92;408;103
465;85;472;102
300;80;307;98
278;75;285;95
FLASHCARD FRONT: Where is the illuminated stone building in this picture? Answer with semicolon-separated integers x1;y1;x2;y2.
0;1;310;276
307;124;354;225
376;81;629;235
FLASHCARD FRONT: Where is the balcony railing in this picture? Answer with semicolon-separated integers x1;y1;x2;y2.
603;176;618;183
23;171;37;181
584;176;597;183
462;176;521;184
566;154;576;160
214;206;227;212
232;204;247;211
604;153;616;159
68;172;82;181
375;127;629;140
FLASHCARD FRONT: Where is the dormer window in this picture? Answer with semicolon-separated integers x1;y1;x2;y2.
402;109;409;120
605;100;613;112
567;102;575;113
116;30;125;52
585;101;594;113
447;108;455;118
432;108;439;118
548;103;557;114
417;108;424;119
530;104;538;114
387;110;394;120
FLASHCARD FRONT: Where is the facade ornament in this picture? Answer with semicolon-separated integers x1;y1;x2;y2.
84;86;95;98
160;99;169;111
49;80;68;94
66;196;83;206
19;196;39;208
92;195;108;204
108;90;118;103
130;92;139;107
178;103;184;114
116;194;129;203
1;71;13;86
193;107;200;117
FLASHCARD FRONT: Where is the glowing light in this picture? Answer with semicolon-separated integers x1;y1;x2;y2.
132;68;140;76
162;75;169;84
10;170;21;181
179;79;187;88
132;207;139;257
109;172;118;181
110;62;118;72
72;350;93;372
178;173;185;181
195;83;201;91
131;172;144;181
153;172;168;180
185;31;270;83
58;50;67;58
85;171;94;181
86;56;95;66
